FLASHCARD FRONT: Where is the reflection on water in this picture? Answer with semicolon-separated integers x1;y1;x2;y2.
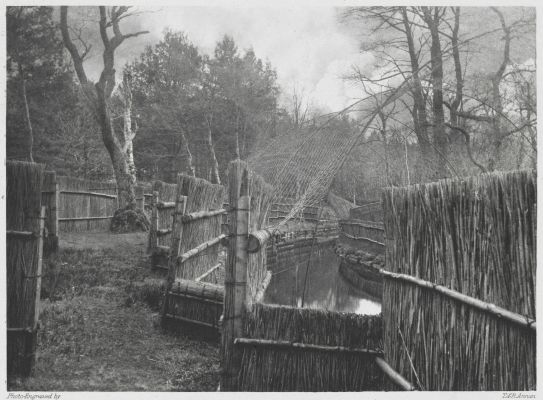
263;246;381;315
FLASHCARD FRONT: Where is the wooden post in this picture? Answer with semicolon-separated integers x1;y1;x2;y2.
52;182;59;241
162;194;187;321
221;162;249;391
149;191;159;257
30;206;46;371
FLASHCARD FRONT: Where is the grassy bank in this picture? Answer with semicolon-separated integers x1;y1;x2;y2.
9;233;220;392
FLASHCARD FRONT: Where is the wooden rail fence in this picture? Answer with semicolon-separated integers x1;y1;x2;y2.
40;174;152;237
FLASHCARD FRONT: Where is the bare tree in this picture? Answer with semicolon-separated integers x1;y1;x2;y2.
60;6;148;209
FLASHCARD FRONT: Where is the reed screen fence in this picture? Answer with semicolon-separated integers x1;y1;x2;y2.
382;170;536;391
7;161;46;378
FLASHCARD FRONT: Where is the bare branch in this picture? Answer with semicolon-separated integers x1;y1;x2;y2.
60;6;88;84
445;122;487;173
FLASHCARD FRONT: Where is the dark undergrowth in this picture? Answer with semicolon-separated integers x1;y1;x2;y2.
9;233;220;392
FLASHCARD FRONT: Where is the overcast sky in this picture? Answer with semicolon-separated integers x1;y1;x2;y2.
69;6;374;112
67;5;535;114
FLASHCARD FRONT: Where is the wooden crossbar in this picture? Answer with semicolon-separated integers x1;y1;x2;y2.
195;263;223;282
60;190;117;199
375;357;416;391
157;201;176;209
6;230;36;238
181;209;227;223
234;338;384;356
339;220;385;231
341;232;385;246
178;234;227;264
163;313;218;329
167;291;223;305
380;269;536;331
58;216;113;221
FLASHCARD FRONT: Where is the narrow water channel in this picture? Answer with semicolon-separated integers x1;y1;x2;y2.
263;246;381;315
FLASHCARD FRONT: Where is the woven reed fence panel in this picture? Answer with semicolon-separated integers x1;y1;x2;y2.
7;161;45;377
175;174;225;282
382;170;536;391
153;180;177;248
238;303;383;391
57;176;117;232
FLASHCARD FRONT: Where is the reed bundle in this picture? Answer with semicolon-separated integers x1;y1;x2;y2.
163;279;223;331
239;164;275;306
382;170;536;391
7;161;45;377
237;303;383;391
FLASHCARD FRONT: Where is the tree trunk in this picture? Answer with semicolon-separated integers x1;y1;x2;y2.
60;6;148;212
235;110;241;160
205;115;221;185
96;85;137;209
487;7;511;172
401;8;435;182
422;7;448;179
19;66;34;162
180;128;195;177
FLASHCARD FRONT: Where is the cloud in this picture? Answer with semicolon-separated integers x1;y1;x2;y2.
76;6;372;112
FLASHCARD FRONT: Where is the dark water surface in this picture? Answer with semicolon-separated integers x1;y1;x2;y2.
263;246;381;315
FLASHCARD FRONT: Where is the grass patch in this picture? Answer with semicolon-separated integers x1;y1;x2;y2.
10;233;220;392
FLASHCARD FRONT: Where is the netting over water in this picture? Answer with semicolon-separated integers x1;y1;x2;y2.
247;102;387;224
